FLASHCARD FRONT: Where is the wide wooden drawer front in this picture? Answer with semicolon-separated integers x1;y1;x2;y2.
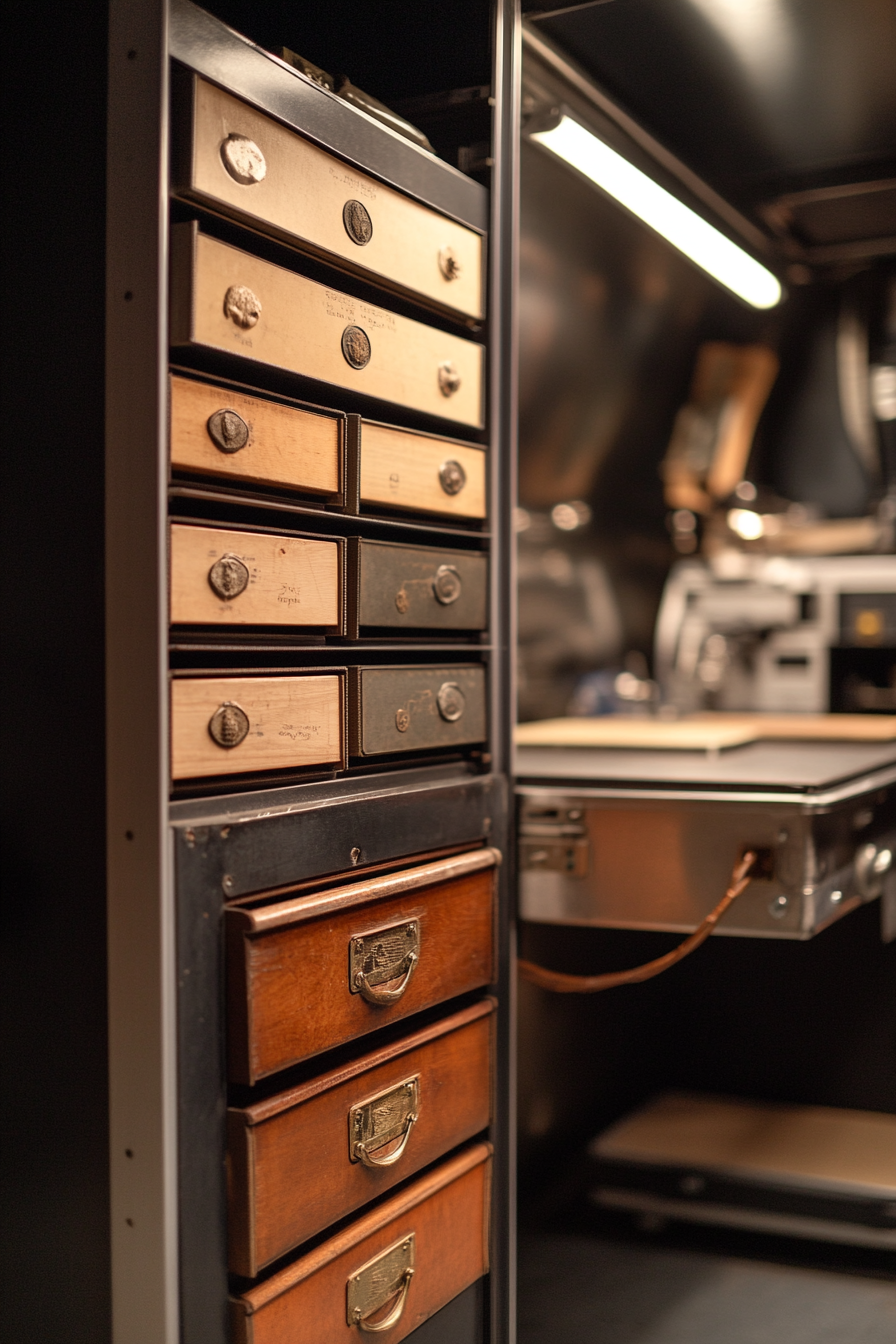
360;422;486;519
228;1000;493;1276
350;540;487;633
170;524;342;629
226;848;499;1083
169;374;342;496
230;1144;491;1344
171;675;345;780
171;227;485;428
350;665;487;756
180;77;485;320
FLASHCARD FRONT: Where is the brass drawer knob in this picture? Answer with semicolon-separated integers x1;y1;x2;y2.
208;701;250;748
342;324;372;369
206;408;249;454
438;360;461;397
223;284;261;329
208;554;249;600
395;708;411;732
432;564;462;605
439;459;466;495
349;1077;419;1168
438;245;461;281
350;922;419;1002
220;133;267;185
343;199;373;246
437;681;465;722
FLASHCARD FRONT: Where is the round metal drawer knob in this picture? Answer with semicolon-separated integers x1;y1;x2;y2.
436;681;465;722
439;459;466;496
342;324;372;369
220;133;267;185
223;284;261;329
208;701;250;749
395;708;411;733
438;245;461;281
206;408;249;454
343;199;373;245
433;565;462;605
438;360;461;397
208;554;249;600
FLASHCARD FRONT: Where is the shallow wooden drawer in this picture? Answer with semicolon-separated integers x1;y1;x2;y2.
349;665;487;757
358;421;486;520
230;1143;491;1344
228;1000;493;1276
169;374;342;497
348;539;487;634
226;848;499;1083
171;674;345;780
171;225;484;429
170;524;342;630
176;76;485;321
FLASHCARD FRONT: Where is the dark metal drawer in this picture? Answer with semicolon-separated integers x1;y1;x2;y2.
348;540;488;634
349;665;487;756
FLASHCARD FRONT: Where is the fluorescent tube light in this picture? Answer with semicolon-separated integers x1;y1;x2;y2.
530;115;782;310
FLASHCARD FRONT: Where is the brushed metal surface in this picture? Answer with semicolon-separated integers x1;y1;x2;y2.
352;539;488;632
351;665;487;756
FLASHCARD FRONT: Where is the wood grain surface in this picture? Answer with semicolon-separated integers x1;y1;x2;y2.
359;422;487;519
228;1000;493;1275
230;1143;491;1343
170;674;344;779
169;374;341;495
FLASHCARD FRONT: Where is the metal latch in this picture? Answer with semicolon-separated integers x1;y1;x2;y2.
519;835;590;876
347;1234;415;1332
349;1076;419;1168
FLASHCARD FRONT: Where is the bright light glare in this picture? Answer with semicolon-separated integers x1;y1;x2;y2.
531;117;782;310
727;508;765;540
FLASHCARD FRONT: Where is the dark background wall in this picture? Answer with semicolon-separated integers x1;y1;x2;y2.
1;2;111;1338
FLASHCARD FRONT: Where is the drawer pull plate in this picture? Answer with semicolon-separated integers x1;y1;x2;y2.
347;1234;415;1332
220;133;266;185
206;407;250;454
343;324;372;369
350;920;420;1004
343;199;373;246
437;681;465;723
208;700;250;748
223;284;261;329
349;1076;419;1168
433;564;462;605
208;553;249;600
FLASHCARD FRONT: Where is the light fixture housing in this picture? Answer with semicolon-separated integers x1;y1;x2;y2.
530;113;783;310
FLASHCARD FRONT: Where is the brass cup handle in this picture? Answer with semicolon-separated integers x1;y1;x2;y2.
355;1269;414;1333
353;951;418;1005
355;1112;418;1169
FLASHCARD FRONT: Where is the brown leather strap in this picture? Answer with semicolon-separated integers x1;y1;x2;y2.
518;851;757;993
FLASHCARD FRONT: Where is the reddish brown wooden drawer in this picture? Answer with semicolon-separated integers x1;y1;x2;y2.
230;1143;491;1344
228;999;493;1276
226;848;499;1084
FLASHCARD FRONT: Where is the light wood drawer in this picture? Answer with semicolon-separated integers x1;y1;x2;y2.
226;848;499;1084
171;225;485;428
228;1000;493;1276
349;665;487;756
358;421;486;520
348;539;487;634
170;524;342;630
230;1143;491;1343
169;374;342;498
175;76;485;321
170;674;345;780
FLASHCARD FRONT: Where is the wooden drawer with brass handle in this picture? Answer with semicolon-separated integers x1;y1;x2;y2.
357;420;487;520
229;1142;491;1343
175;75;485;321
349;665;487;756
170;673;345;780
347;539;487;635
170;225;485;428
169;373;343;498
226;848;499;1084
228;1000;493;1276
170;524;342;630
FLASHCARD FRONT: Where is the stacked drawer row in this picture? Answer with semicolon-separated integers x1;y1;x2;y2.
170;55;495;1342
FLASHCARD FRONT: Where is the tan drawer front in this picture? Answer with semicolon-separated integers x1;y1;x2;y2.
360;422;486;519
180;77;485;321
350;665;486;756
171;227;485;428
350;539;487;633
226;848;499;1083
170;524;342;629
169;374;341;497
171;675;345;780
228;1001;493;1276
230;1144;491;1343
